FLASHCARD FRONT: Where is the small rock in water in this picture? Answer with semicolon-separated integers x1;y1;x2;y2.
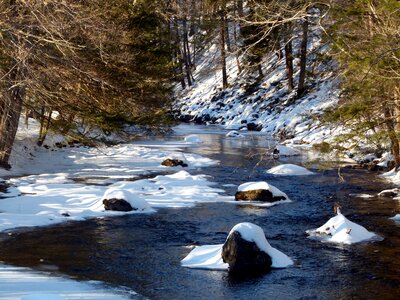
235;189;285;202
161;158;188;168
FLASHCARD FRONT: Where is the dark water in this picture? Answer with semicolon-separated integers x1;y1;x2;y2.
1;125;399;299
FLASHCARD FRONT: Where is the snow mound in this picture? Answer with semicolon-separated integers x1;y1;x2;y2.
101;189;153;212
184;135;202;143
238;181;289;200
266;164;314;176
275;145;301;156
306;213;379;244
181;222;293;270
390;214;400;221
226;131;244;138
380;168;400;185
181;244;228;270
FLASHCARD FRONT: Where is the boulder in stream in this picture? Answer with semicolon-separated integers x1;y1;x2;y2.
161;158;188;168
103;198;134;212
235;181;289;202
222;230;272;274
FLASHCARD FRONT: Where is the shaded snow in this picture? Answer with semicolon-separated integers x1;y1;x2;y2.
266;164;314;176
0;264;132;299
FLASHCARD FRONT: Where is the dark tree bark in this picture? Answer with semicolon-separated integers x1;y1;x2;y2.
297;16;309;98
284;31;294;91
220;2;228;89
0;68;25;169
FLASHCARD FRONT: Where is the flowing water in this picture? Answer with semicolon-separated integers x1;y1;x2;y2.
0;125;399;299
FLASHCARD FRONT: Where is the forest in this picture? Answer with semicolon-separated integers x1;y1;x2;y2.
0;0;399;169
0;1;400;298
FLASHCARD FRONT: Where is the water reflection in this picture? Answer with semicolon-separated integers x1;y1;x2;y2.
0;125;399;299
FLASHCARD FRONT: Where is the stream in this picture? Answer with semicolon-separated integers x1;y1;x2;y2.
0;125;399;299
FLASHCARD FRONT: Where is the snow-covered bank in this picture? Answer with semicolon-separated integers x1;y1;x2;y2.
0;118;231;232
0;264;133;299
174;22;340;146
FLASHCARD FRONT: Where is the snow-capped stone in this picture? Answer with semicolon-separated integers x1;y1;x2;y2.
181;222;293;271
235;181;289;202
266;164;314;176
390;214;400;221
102;189;152;212
226;130;244;138
377;188;400;197
184;135;202;143
306;213;379;244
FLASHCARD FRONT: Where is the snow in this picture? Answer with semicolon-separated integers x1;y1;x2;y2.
266;164;314;176
237;181;289;200
181;245;228;270
0;264;132;299
380;168;400;186
390;214;400;221
174;21;340;147
181;223;293;270
184;135;202;143
0;169;229;232
275;145;301;156
226;131;244;138
306;213;379;244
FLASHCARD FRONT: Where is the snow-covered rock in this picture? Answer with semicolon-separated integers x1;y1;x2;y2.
181;223;293;271
306;212;379;244
235;181;289;202
377;188;400;197
101;189;152;212
226;130;244;138
266;164;314;176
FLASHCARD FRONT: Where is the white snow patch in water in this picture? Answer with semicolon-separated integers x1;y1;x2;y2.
226;131;244;138
181;222;293;270
306;212;379;244
0;264;132;299
275;145;301;156
266;164;314;176
184;135;202;143
390;214;400;221
237;181;289;200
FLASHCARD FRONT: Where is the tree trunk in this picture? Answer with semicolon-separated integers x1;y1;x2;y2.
297;16;309;98
384;105;400;168
284;25;294;91
220;5;228;89
0;69;25;169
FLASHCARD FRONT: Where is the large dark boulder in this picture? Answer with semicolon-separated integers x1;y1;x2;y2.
161;158;188;167
222;231;272;274
103;198;134;212
247;123;263;131
235;189;285;202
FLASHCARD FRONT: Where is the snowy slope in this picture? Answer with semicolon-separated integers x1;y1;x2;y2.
174;24;340;146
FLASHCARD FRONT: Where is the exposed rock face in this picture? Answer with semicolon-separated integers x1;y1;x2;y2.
103;198;134;212
246;122;263;131
161;158;188;167
235;189;286;202
222;231;272;274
